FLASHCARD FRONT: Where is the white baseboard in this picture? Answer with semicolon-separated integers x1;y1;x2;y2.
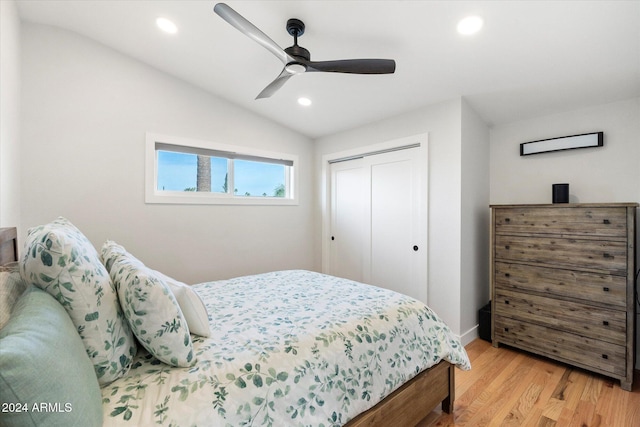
460;325;479;346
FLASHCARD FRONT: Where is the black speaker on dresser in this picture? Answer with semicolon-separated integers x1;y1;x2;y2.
552;183;569;203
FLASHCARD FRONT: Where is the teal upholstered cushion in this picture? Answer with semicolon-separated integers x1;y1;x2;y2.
0;286;103;427
20;217;136;385
101;241;196;367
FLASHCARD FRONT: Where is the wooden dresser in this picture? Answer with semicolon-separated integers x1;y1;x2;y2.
490;203;637;391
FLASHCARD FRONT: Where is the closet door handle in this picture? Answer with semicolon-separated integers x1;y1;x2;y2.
413;245;419;252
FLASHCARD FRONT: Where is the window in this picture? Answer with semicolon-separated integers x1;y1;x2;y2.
145;133;297;205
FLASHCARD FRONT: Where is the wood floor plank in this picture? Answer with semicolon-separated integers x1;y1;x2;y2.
580;374;603;404
500;374;544;426
544;368;589;423
520;359;567;424
593;377;616;425
455;342;512;397
491;357;554;426
566;400;596;427
417;339;639;427
452;346;521;419
459;353;532;425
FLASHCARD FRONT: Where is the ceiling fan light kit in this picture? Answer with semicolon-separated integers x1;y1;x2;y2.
285;63;307;74
213;3;396;99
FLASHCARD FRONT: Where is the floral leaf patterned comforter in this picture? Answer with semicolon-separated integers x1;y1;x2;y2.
102;270;470;427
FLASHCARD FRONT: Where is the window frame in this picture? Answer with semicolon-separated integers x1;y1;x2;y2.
145;132;298;205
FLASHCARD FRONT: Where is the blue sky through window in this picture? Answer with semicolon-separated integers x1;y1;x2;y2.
157;151;285;196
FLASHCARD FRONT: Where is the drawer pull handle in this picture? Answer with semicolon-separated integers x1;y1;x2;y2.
603;321;609;326
505;218;511;223
602;354;609;360
504;300;510;305
505;273;510;278
505;245;510;250
603;253;613;259
504;327;509;332
603;287;610;292
603;219;610;224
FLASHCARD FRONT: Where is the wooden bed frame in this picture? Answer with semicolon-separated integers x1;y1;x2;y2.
346;360;454;427
0;227;18;266
0;226;454;426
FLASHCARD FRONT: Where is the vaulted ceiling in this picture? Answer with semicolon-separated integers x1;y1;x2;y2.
16;0;640;138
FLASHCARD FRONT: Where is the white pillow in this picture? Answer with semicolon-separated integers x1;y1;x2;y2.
101;241;196;368
20;217;137;385
154;271;211;337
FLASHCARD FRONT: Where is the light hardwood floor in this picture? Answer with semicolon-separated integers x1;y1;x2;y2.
418;339;640;426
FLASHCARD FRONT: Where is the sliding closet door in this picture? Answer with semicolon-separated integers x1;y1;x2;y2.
329;159;365;282
364;149;421;298
328;146;426;301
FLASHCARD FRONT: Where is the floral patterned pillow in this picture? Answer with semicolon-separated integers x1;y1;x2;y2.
101;241;196;367
19;217;136;385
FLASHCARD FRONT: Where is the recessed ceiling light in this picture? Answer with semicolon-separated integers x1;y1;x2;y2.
298;97;312;107
457;16;483;35
156;17;178;34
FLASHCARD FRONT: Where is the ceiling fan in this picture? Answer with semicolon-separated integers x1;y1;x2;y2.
213;3;396;99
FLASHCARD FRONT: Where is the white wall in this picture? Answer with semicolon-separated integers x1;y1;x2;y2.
490;98;640;205
460;100;490;342
490;96;640;367
20;23;316;284
0;0;22;232
315;98;491;339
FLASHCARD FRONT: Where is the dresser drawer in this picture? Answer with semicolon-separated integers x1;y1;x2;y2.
494;235;628;275
494;316;627;377
494;262;627;308
494;207;627;238
494;288;626;345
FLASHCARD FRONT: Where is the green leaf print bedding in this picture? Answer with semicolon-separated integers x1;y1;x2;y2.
101;270;470;426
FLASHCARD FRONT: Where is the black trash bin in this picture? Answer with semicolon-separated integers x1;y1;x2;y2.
478;302;491;342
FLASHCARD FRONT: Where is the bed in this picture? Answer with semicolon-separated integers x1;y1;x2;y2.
0;221;470;427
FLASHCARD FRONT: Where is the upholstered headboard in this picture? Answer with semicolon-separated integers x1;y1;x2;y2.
0;227;18;265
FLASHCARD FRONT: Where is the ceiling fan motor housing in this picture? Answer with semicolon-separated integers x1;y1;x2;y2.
285;45;310;61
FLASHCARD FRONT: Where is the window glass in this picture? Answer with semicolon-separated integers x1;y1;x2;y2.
234;160;286;198
157;151;229;193
146;133;297;205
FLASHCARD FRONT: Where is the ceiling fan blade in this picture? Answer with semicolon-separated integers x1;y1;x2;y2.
306;59;396;74
256;68;294;99
214;3;293;65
